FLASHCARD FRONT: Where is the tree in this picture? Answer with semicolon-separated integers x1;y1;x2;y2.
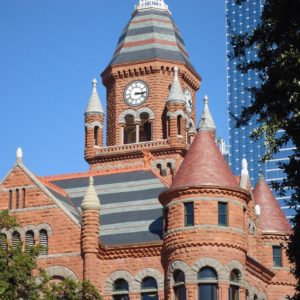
0;210;102;300
229;0;300;298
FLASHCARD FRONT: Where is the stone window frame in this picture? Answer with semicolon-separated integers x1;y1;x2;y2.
104;270;135;295
44;265;78;281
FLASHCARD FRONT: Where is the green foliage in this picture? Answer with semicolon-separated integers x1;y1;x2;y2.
230;0;300;298
0;211;102;300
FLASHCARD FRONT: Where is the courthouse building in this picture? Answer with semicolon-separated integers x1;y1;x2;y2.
0;1;295;299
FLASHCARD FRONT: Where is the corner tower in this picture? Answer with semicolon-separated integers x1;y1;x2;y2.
86;0;201;174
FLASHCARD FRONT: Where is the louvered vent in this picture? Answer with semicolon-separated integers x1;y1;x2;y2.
0;234;7;251
12;231;21;249
25;231;34;252
39;230;48;255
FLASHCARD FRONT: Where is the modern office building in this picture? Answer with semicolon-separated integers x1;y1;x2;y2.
225;0;296;219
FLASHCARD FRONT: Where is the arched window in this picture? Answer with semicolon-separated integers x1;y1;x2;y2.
94;126;99;146
177;115;182;136
22;188;26;208
198;267;218;300
39;229;48;255
9;190;12;210
124;115;136;144
229;270;240;300
141;277;158;300
173;270;186;300
253;295;258;300
157;164;163;176
112;278;129;300
12;231;21;249
16;189;19;209
0;233;7;251
25;230;35;252
166;162;173;177
167;116;171;138
140;113;152;142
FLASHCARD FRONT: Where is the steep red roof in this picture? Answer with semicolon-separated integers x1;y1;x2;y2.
170;131;240;190
253;176;291;233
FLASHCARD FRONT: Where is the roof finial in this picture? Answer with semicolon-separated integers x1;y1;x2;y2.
16;147;23;165
85;78;104;115
167;66;186;104
198;95;216;133
81;176;100;211
240;158;249;189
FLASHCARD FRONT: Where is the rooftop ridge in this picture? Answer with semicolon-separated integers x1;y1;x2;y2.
37;177;69;197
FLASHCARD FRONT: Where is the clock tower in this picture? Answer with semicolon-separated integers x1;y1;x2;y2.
85;0;201;178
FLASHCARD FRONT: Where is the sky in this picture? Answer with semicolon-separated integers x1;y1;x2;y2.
0;0;228;179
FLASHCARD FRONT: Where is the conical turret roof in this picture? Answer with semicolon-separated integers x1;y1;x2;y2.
86;79;104;114
253;175;291;233
170;99;239;190
107;2;196;73
198;95;216;133
167;66;185;104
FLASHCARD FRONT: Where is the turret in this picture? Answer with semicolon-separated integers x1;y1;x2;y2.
81;177;101;287
160;97;250;299
84;79;105;162
166;66;188;146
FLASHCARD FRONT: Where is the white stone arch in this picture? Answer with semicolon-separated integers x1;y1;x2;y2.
104;270;134;294
226;260;245;284
118;109;140;124
166;111;175;118
133;268;164;291
151;159;167;175
11;227;25;240
173;110;186;118
85;121;103;129
243;281;253;298
36;223;53;236
45;265;78;280
192;257;227;281
0;229;11;240
252;286;260;299
167;260;194;286
186;118;196;130
23;225;39;237
137;107;154;120
165;158;176;171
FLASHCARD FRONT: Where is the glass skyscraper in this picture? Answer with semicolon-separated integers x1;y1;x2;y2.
225;0;296;219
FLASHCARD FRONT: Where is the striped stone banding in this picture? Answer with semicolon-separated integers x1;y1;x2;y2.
50;170;166;245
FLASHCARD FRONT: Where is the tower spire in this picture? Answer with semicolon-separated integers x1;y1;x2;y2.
167;66;186;104
198;95;216;133
86;78;104;115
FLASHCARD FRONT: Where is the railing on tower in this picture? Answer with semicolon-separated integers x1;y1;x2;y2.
135;0;170;13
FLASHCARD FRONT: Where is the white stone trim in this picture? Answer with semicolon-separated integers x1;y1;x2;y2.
0;229;11;240
226;260;245;284
104;270;134;294
137;107;155;120
36;223;53;236
45;265;78;280
167;260;194;286
118;109;140;124
85;121;103;129
133;268;164;291
192;257;227;281
23;225;39;237
12;227;25;240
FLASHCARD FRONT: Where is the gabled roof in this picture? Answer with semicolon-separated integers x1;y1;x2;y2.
170;131;240;190
107;8;196;73
253;176;291;233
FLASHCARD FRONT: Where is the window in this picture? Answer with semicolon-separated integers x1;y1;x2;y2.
22;188;26;208
229;270;240;300
12;231;21;249
39;229;48;255
218;202;228;226
113;279;129;300
167;116;171;138
177;115;182;136
273;246;282;267
198;267;218;300
16;189;19;209
25;231;35;252
124;115;136;144
163;207;168;233
139;113;152;142
141;277;158;300
94;126;99;146
9;190;12;210
253;295;258;300
184;202;194;227
0;234;7;251
173;270;186;300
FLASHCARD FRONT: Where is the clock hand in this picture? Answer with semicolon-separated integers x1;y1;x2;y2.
134;92;146;95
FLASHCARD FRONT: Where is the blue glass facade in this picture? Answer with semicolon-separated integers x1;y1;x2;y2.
225;0;296;219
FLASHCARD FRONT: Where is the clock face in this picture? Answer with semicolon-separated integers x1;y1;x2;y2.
124;81;149;106
184;89;193;113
